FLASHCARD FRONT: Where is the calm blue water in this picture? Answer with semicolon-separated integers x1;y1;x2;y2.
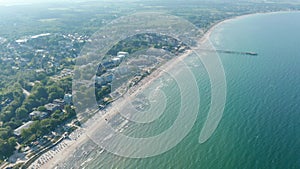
60;12;300;169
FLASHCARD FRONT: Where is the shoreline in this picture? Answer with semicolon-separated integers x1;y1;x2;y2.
32;16;222;167
202;10;300;42
33;49;194;169
27;10;297;169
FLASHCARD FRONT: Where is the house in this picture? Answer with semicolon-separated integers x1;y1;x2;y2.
53;99;65;108
44;103;61;113
102;61;115;69
64;94;72;105
14;121;34;136
29;111;48;120
117;51;129;57
60;69;74;77
96;73;114;85
104;74;114;82
95;76;105;85
112;57;121;65
114;66;129;75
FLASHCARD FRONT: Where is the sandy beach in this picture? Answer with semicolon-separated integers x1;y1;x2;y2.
34;50;195;169
28;128;85;169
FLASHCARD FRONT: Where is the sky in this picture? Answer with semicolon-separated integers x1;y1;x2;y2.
0;0;299;7
0;0;78;6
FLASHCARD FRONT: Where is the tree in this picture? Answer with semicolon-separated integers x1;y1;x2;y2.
28;134;37;143
48;92;60;102
47;85;64;102
0;128;9;140
35;72;47;81
65;105;76;119
0;111;14;123
3;119;22;129
23;98;39;111
51;110;62;119
0;139;7;160
40;119;52;134
0;138;16;160
33;86;48;99
16;107;28;120
37;106;46;112
20;129;31;141
7;137;17;148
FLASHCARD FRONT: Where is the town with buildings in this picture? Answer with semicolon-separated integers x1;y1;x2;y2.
0;28;188;169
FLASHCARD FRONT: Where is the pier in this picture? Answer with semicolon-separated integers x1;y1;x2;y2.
199;49;258;56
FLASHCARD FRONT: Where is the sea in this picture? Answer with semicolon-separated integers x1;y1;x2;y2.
58;12;300;169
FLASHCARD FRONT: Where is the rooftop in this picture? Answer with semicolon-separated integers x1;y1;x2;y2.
14;121;34;136
44;103;61;112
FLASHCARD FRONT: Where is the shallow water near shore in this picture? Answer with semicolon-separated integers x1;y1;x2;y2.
56;12;300;169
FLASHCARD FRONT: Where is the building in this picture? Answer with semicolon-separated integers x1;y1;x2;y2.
29;111;48;120
114;66;129;75
96;73;114;85
53;99;65;108
44;103;61;113
102;61;115;69
112;57;121;65
104;74;114;82
64;94;72;105
117;51;129;57
14;121;34;136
